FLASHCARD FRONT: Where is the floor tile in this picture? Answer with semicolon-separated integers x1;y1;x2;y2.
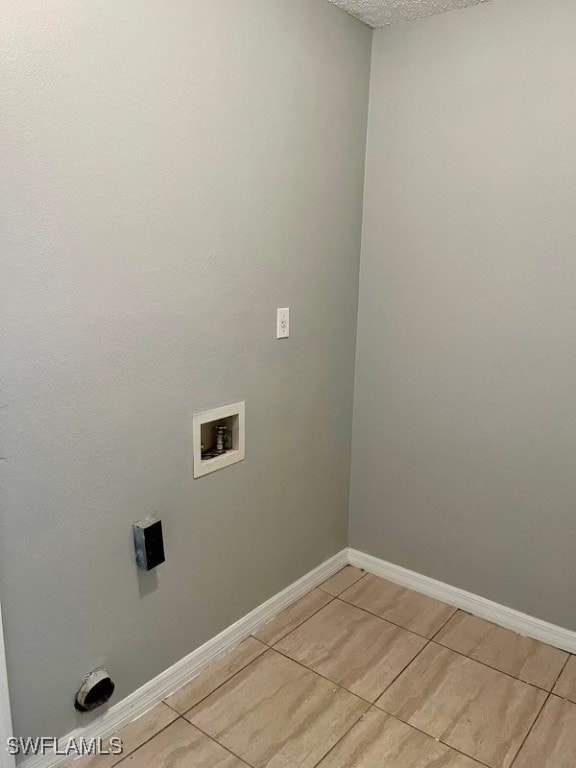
118;718;248;767
165;638;267;714
319;566;365;596
435;611;568;690
186;649;367;768
253;589;333;646
376;643;547;768
514;695;576;768
340;574;456;638
73;703;178;767
553;655;576;703
274;599;426;701
316;708;481;768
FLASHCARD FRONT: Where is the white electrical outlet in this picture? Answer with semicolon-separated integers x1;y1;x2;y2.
277;308;290;339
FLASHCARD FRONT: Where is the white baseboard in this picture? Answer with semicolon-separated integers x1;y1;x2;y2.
22;545;576;768
348;548;576;654
21;549;348;768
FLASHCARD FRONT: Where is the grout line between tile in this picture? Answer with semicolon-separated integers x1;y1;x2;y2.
272;638;543;768
337;588;573;689
333;589;565;694
111;713;186;768
167;589;346;719
372;640;431;701
164;699;182;715
426;639;565;694
507;692;550;768
164;643;268;718
335;595;557;692
252;594;337;646
550;652;571;691
431;610;573;691
186;652;494;768
268;646;377;705
133;676;469;768
309;705;492;768
259;640;564;768
334;594;455;642
261;576;572;702
317;569;368;597
271;630;431;709
164;642;545;768
430;606;460;640
167;643;491;768
261;590;562;705
374;645;554;768
185;716;255;767
308;707;370;768
381;710;493;768
550;691;576;704
546;654;576;706
149;579;575;768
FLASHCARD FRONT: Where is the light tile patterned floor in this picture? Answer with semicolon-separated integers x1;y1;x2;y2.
72;567;576;768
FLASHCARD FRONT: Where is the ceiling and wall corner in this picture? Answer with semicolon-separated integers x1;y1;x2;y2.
328;0;491;27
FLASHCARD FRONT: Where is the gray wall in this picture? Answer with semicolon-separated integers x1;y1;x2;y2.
0;0;371;739
351;0;576;629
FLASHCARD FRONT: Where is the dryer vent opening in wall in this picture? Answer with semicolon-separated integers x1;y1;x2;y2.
193;402;246;478
74;669;115;713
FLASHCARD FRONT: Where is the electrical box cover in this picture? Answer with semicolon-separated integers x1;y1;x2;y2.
133;517;165;571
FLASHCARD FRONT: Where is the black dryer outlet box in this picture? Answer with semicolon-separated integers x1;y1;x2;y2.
133;518;165;571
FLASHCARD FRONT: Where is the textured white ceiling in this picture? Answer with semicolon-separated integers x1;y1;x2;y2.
328;0;489;27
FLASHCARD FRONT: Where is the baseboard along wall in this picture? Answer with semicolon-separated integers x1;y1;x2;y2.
22;546;576;768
